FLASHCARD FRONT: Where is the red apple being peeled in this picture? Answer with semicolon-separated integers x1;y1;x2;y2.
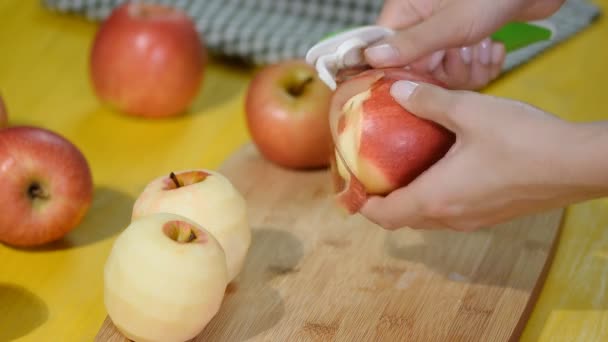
0;126;94;247
245;60;334;169
90;2;206;118
0;93;8;128
331;68;456;213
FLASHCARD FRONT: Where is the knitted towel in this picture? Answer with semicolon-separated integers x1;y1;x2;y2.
42;0;601;71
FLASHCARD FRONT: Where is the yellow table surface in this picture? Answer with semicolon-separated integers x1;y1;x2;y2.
0;1;607;341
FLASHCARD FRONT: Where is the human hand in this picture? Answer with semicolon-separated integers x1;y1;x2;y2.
364;0;565;89
359;81;608;231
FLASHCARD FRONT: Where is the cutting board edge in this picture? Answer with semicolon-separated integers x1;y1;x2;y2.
509;207;565;342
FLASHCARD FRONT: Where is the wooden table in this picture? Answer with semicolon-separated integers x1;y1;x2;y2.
0;1;607;341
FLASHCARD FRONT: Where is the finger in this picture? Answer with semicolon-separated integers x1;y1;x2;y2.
433;47;472;89
490;42;506;80
364;4;480;68
469;38;492;89
361;190;449;230
359;191;420;230
406;50;446;73
389;80;463;132
376;0;431;28
516;0;565;21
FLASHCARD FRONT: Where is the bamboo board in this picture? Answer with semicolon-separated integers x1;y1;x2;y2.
96;144;563;341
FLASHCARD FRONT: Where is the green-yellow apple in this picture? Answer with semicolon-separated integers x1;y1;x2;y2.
0;126;93;247
132;169;250;282
90;2;206;118
245;59;334;169
104;213;228;342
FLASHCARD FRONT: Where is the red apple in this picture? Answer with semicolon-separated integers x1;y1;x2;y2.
0;126;94;247
0;93;8;128
90;2;206;118
245;60;334;169
331;68;456;213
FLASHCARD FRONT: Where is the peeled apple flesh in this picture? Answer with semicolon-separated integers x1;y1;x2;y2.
104;213;228;342
131;169;251;282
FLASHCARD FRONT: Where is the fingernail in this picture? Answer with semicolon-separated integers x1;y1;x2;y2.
364;44;400;65
479;38;491;65
459;46;472;64
427;50;445;71
491;43;505;65
390;80;419;103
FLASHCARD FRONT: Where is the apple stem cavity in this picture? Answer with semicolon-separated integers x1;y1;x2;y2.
28;182;49;200
177;229;196;243
163;220;206;244
165;170;210;190
287;76;314;97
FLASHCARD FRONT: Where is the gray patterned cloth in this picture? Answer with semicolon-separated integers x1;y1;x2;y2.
42;0;600;71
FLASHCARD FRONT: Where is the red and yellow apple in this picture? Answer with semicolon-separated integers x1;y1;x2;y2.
245;60;334;169
0;126;94;246
0;93;8;128
132;169;250;282
104;213;228;342
330;68;456;213
90;2;206;118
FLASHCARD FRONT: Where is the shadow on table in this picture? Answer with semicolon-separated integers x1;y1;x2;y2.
199;227;303;340
0;284;48;341
10;186;134;252
381;209;564;291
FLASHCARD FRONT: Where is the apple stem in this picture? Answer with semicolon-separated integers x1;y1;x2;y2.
169;172;182;188
287;77;314;97
176;228;197;243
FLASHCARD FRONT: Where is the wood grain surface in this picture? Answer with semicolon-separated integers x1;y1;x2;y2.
96;144;563;341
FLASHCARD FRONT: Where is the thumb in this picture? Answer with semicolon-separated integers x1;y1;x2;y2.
364;6;473;68
390;80;461;132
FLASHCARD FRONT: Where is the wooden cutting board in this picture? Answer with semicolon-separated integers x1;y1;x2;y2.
96;144;563;341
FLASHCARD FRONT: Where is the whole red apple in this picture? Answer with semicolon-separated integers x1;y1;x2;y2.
245;60;334;169
331;68;456;213
0;126;94;247
0;93;8;128
90;2;206;118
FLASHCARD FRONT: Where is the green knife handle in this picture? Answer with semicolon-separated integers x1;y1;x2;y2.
491;21;554;53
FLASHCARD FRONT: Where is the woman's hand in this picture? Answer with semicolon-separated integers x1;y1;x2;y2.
365;0;565;89
359;80;608;231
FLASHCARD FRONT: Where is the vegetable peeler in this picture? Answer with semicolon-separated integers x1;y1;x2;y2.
306;21;556;91
305;21;556;205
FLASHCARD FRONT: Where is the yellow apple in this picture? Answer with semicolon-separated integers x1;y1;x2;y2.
104;213;228;342
132;169;251;282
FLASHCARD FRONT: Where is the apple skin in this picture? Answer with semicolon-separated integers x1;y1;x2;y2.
0;126;94;246
245;59;334;169
90;2;206;118
331;68;456;213
104;213;228;342
0;94;7;128
132;169;250;282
